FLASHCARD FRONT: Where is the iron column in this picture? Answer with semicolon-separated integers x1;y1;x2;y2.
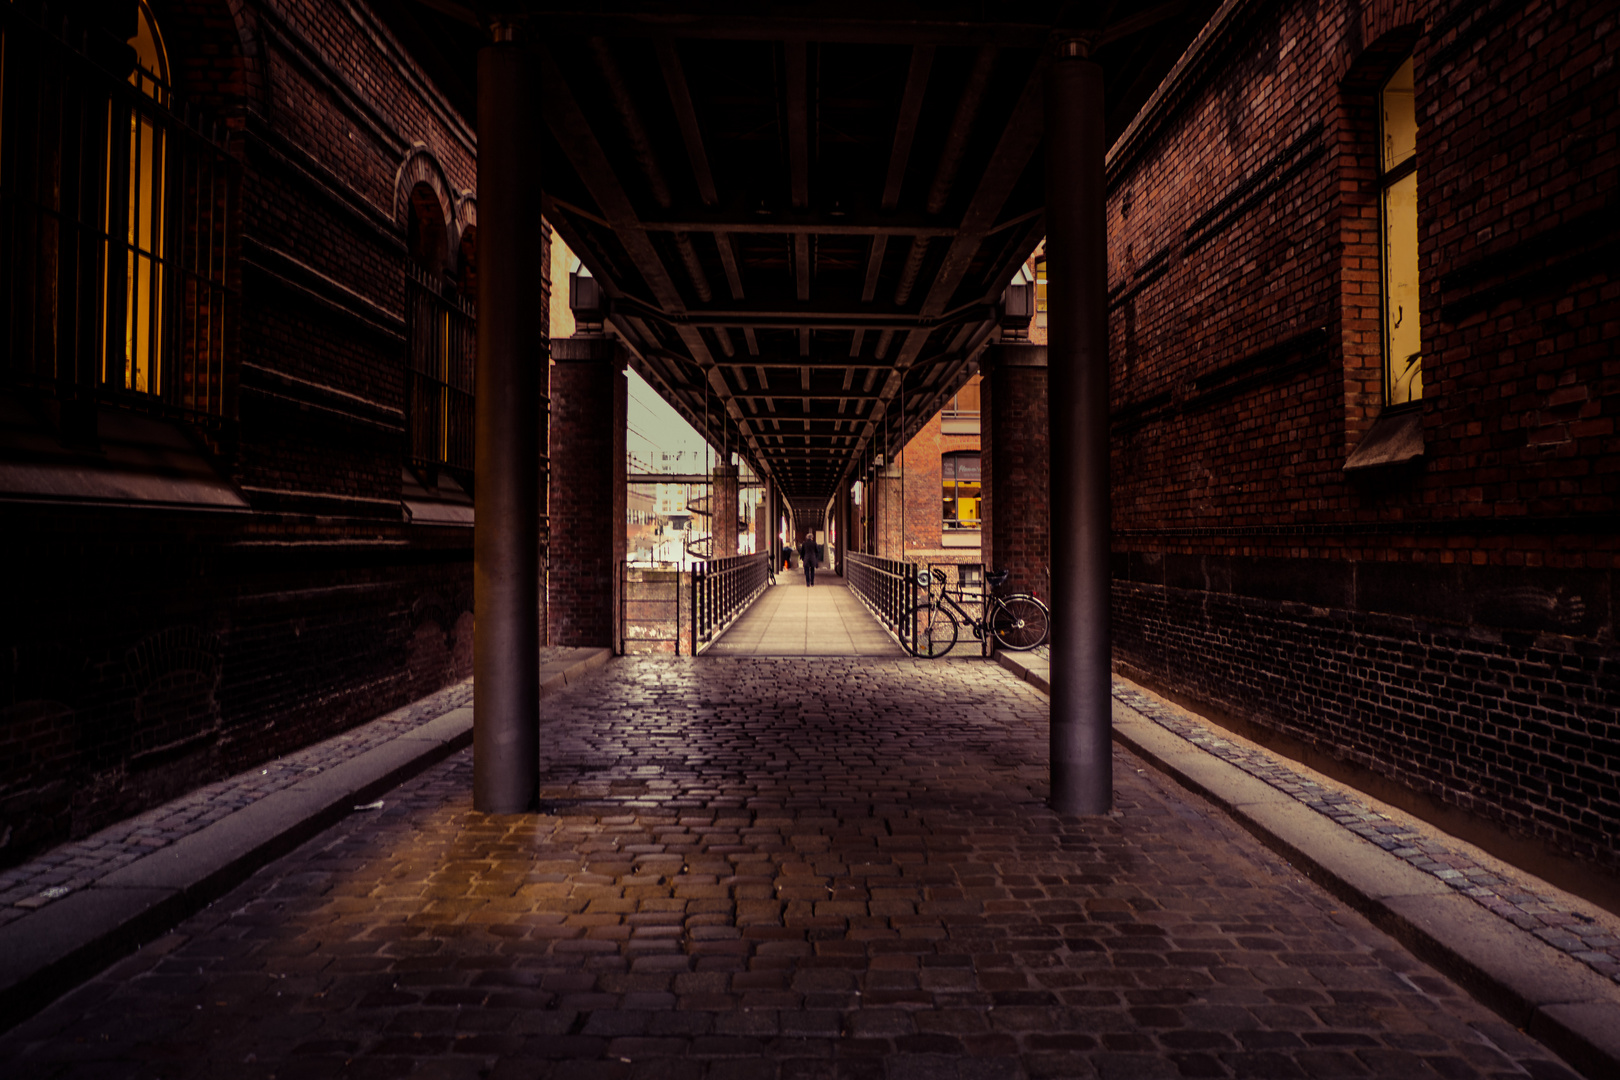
1046;41;1112;815
473;30;543;813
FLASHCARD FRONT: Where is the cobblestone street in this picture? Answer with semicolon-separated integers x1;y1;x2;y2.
0;658;1581;1079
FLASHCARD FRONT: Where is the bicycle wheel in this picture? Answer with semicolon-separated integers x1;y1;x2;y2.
902;602;959;658
990;594;1050;650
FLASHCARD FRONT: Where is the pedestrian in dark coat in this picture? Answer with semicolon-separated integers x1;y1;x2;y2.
799;534;821;587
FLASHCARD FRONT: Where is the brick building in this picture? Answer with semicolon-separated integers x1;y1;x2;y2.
1099;0;1619;879
858;376;985;584
0;1;530;864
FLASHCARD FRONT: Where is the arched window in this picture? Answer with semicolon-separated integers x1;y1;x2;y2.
110;1;171;395
1379;56;1420;405
404;177;475;481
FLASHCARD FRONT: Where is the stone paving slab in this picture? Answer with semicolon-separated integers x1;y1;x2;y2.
0;656;1585;1079
0;647;611;1032
996;650;1620;1078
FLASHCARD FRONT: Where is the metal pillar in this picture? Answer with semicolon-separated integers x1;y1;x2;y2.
1046;42;1111;816
473;34;543;814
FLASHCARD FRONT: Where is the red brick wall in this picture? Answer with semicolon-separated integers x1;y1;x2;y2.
548;339;627;647
1103;0;1620;872
982;353;1050;599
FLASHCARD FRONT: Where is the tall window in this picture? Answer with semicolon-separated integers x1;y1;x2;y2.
405;183;475;480
942;451;980;530
1379;57;1420;405
110;2;170;395
1034;256;1048;330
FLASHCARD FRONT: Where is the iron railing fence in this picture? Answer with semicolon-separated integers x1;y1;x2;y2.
844;551;919;640
691;552;769;649
1;3;236;433
619;563;690;655
405;262;475;481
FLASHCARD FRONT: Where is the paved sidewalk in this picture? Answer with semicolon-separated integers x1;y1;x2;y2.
0;646;611;1032
0;656;1589;1079
706;574;902;656
997;650;1620;1077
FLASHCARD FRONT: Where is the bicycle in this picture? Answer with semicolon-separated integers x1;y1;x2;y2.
899;568;1050;658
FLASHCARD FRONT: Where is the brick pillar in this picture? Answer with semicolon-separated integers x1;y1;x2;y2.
712;464;738;558
548;334;626;646
982;344;1050;598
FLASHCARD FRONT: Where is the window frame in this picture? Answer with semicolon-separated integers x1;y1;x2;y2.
941;450;981;530
1376;55;1421;410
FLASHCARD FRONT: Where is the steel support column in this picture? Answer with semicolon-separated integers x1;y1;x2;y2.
1046;43;1111;816
473;35;543;814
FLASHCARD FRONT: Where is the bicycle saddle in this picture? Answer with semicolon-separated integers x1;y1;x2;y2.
987;569;1011;588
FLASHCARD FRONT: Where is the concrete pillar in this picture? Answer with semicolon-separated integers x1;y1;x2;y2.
712;464;739;558
1046;42;1111;816
473;35;543;814
548;334;626;646
982;344;1050;597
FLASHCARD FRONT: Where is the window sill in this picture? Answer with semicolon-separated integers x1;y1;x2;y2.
941;529;982;548
1343;409;1424;472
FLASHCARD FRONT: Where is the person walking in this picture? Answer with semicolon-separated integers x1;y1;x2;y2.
799;533;821;587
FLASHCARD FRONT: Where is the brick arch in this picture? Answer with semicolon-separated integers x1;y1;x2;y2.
394;145;454;232
151;0;269;116
453;193;477;295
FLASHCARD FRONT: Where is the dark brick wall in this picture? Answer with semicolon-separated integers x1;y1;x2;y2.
548;338;627;647
1104;0;1619;870
0;1;509;867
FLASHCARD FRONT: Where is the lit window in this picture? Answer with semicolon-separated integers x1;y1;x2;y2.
1379;57;1420;405
1034;256;1047;330
942;452;980;529
109;1;170;395
942;378;981;418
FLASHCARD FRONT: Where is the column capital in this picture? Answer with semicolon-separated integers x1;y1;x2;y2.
980;343;1049;371
1051;34;1097;61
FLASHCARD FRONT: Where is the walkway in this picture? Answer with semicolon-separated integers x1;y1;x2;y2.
0;656;1593;1079
705;572;902;656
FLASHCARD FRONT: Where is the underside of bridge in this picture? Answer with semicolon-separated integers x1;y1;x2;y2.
386;2;1216;505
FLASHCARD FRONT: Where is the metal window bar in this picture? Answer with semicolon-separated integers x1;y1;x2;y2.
405;261;476;478
844;551;919;638
0;3;235;429
690;552;770;650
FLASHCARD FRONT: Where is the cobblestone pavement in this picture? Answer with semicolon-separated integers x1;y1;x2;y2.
1;658;1580;1079
1112;684;1620;987
0;678;487;929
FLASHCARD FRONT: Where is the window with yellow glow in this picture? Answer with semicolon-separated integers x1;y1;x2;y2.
1034;257;1047;330
942;452;980;529
108;2;170;396
1379;57;1420;405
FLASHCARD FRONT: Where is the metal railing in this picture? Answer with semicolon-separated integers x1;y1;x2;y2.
619;563;689;655
845;551;919;638
1;3;237;431
691;552;770;648
406;262;475;479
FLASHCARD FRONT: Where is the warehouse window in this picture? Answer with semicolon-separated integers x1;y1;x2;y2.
110;2;171;396
1379;57;1420;406
942;451;980;529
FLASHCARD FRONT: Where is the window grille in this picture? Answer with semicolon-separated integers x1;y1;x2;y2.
405;262;476;479
0;3;236;428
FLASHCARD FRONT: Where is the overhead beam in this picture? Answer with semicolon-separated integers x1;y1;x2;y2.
656;37;718;207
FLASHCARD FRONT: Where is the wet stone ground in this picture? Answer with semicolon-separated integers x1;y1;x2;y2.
0;658;1581;1079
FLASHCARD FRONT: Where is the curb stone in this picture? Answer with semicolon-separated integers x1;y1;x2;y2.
0;647;613;1033
995;650;1620;1080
